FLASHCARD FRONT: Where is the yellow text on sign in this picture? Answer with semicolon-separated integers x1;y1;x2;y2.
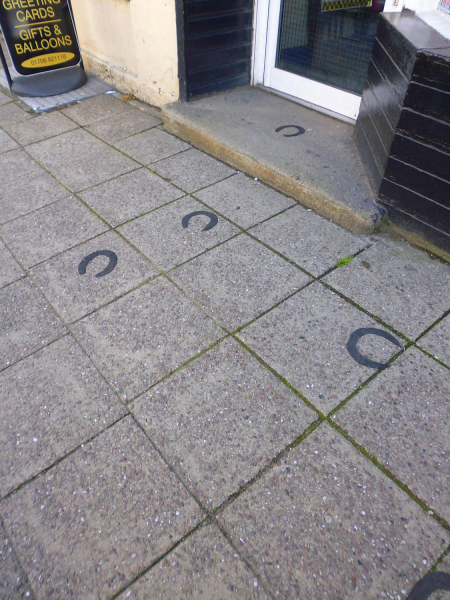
21;51;74;68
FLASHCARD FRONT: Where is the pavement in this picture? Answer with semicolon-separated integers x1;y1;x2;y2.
0;89;449;600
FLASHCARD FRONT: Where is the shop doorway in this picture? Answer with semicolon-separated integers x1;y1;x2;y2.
253;0;385;120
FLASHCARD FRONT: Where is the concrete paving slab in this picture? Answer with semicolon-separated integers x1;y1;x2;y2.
219;424;449;600
0;521;34;600
335;347;450;521
86;108;162;144
0;239;24;288
30;230;156;323
79;168;184;228
238;283;404;413
26;128;138;192
0;336;126;497
0;102;32;127
195;172;294;229
0;197;109;268
418;315;450;367
163;88;384;234
324;241;450;339
4;111;78;146
0;129;18;153
0;149;67;224
132;337;317;508
116;128;190;165
71;277;223;401
172;235;310;330
250;205;368;276
151;148;236;193
119;196;239;271
0;90;12;105
0;279;66;369
2;417;203;599
118;524;267;599
61;93;132;126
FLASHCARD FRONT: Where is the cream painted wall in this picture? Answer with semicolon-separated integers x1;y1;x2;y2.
71;0;179;107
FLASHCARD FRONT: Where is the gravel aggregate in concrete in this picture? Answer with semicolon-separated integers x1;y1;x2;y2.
172;234;310;330
27;128;138;192
238;282;404;413
418;314;450;367
0;148;67;224
132;337;317;507
0;238;24;288
79;167;184;227
250;204;368;276
116;127;190;164
324;241;450;339
119;196;239;271
0;91;12;105
86;108;162;143
30;230;156;322
335;347;450;521
0;197;108;268
195;172;294;229
118;524;268;599
2;417;203;599
61;93;132;126
0;129;18;153
0;278;66;369
71;277;223;401
5;111;78;145
0;335;126;496
151;148;236;193
0;521;34;600
0;102;32;127
220;424;449;599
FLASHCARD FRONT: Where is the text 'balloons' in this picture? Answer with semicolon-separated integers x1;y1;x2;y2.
346;327;402;370
78;250;118;278
182;211;218;232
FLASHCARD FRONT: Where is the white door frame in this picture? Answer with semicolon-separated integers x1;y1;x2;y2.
252;0;399;121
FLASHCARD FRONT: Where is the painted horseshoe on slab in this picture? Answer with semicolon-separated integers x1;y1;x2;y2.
275;125;306;137
407;572;450;600
182;211;218;231
78;250;118;278
346;327;402;370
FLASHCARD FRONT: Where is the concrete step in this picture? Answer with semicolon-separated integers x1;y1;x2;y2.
162;87;385;235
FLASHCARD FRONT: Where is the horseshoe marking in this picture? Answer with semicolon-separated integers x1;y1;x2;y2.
182;211;218;231
408;572;450;600
78;250;118;278
275;125;306;137
346;327;402;370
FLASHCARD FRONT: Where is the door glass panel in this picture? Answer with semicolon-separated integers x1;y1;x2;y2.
276;0;384;94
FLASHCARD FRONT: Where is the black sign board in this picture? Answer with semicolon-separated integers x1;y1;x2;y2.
0;0;81;76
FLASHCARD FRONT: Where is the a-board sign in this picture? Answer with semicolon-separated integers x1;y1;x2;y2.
0;0;81;76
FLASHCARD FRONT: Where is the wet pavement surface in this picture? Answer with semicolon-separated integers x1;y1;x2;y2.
0;91;449;600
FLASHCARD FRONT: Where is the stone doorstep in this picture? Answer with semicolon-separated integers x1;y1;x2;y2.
162;87;386;235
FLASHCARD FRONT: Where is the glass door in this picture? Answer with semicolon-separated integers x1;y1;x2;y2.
262;0;384;119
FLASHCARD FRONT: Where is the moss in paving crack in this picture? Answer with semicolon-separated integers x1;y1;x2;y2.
336;255;353;267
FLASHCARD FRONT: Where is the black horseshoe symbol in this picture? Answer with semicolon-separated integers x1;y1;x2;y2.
408;572;450;599
78;250;118;278
346;327;402;370
275;125;306;137
182;211;218;231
